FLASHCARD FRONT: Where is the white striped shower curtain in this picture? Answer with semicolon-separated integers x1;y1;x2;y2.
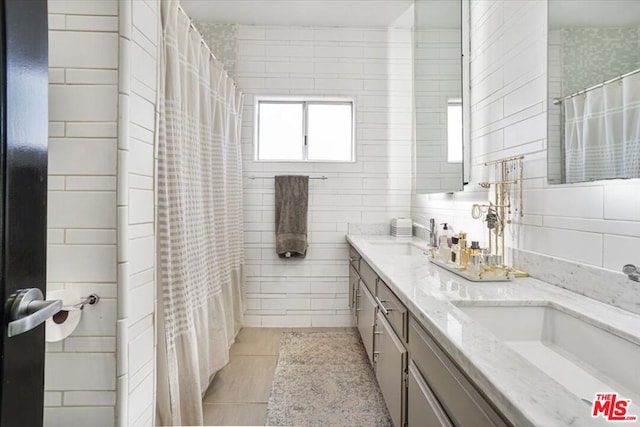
156;1;244;425
564;71;640;183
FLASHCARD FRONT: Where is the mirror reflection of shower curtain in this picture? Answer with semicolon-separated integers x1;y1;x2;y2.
563;71;640;183
156;1;245;425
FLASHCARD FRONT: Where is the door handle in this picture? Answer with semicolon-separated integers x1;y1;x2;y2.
7;288;63;337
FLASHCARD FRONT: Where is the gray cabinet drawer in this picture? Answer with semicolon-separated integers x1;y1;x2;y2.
376;279;408;342
357;281;377;365
408;361;452;427
375;312;407;427
349;245;360;271
408;316;509;427
359;258;377;294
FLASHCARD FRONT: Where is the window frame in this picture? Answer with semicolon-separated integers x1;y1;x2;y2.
254;96;356;163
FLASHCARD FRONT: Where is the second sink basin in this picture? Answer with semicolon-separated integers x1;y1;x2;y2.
456;302;640;405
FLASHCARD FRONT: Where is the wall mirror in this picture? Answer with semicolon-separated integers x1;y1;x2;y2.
547;0;640;184
413;0;466;193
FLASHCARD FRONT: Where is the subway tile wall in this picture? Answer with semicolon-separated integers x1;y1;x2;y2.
117;1;158;427
45;0;119;425
46;0;158;426
412;0;640;276
198;25;414;327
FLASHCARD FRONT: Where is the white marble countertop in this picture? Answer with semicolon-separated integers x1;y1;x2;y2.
346;234;640;427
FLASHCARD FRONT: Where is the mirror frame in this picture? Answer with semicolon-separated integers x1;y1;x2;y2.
413;0;469;194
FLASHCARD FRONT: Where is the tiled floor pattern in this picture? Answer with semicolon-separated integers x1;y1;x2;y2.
203;327;353;426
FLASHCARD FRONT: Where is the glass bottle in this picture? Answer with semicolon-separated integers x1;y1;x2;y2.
450;236;461;265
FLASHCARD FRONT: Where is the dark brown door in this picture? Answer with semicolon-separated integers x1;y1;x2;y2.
0;0;54;426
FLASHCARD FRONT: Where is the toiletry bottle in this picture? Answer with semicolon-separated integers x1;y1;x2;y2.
458;232;469;267
450;236;460;265
468;254;482;276
440;245;452;263
437;235;449;262
470;240;481;255
439;223;453;247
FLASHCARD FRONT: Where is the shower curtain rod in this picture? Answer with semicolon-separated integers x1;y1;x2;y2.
553;67;640;105
175;4;240;91
248;175;328;180
176;4;220;63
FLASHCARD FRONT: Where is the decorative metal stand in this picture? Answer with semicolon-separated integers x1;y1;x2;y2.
474;155;528;277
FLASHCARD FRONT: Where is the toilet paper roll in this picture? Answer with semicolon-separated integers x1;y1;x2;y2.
46;289;82;342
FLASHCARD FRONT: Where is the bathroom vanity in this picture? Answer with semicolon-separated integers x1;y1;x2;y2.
347;234;640;427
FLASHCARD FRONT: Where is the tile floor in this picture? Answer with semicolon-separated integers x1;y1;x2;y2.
202;327;353;426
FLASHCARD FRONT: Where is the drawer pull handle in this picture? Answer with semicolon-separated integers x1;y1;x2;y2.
375;297;393;316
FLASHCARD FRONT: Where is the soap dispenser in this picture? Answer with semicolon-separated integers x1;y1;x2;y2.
437;223;453;263
439;223;453;247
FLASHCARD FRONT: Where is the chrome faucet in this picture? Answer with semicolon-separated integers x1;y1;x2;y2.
413;218;438;247
429;218;437;247
623;264;640;282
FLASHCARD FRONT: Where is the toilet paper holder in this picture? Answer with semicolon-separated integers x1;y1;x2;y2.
62;293;100;312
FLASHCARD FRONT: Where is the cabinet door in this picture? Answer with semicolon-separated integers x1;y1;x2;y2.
357;281;377;365
349;264;359;318
407;361;452;427
408;317;509;427
375;312;407;427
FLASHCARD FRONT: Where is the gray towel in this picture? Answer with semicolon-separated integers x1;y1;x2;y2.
275;175;309;258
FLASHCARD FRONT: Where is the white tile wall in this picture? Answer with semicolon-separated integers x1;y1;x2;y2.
412;0;640;279
48;31;118;69
48;139;117;175
116;0;158;426
48;245;117;282
46;0;159;426
46;1;118;424
48;0;118;16
200;24;413;326
64;391;116;406
48;192;116;228
44;407;115;427
45;353;116;390
49;85;118;122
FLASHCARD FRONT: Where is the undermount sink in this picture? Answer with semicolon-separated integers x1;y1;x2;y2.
456;302;640;405
368;241;426;256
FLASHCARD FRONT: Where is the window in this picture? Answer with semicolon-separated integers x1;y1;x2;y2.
255;97;354;162
447;99;463;163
